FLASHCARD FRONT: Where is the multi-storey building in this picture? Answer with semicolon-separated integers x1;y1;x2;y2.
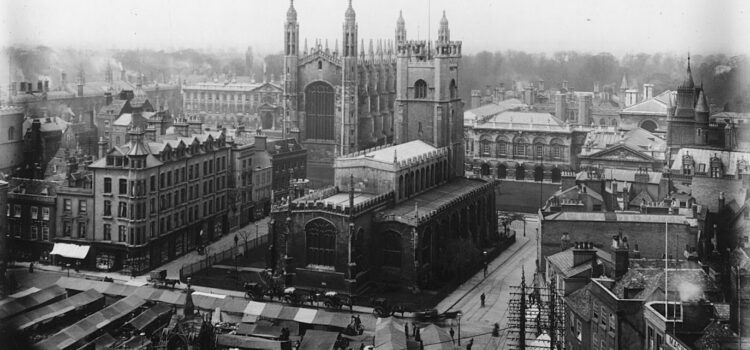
0;106;25;175
282;0;400;186
182;81;282;130
6;178;58;262
228;142;255;229
87;121;229;273
252;147;273;219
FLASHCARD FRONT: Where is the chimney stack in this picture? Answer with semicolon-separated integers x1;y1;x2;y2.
254;133;267;151
555;93;568;121
718;191;725;211
98;137;108;159
643;84;654;101
572;241;597;267
612;235;630;278
105;92;113;106
37;81;43;92
44;80;49;92
471;90;481;110
144;126;157;142
61;71;68;90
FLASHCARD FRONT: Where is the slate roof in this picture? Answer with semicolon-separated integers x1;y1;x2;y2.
463;98;527;122
576;168;663;184
346;140;437;164
609;268;719;301
23;117;69;133
546;247;612;278
621;91;675;115
543;211;697;226
565;283;595;321
670;147;750;176
98;99;128;116
473;111;570;132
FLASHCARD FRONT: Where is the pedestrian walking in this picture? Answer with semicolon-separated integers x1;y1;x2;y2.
466;338;474;350
405;323;409;338
28;261;34;273
480;292;486;307
412;322;417;338
483;261;488;278
449;327;455;344
415;327;421;342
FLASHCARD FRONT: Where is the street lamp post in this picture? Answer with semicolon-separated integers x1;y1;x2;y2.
457;312;462;346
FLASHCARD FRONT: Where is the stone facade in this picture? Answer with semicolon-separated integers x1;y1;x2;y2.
182;81;282;130
0;107;25;175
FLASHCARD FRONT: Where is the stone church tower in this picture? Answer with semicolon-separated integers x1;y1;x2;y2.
394;11;465;178
282;1;464;185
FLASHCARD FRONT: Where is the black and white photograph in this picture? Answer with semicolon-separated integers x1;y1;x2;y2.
0;0;748;349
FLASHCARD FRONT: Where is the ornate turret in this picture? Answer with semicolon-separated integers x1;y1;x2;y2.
286;0;297;22
345;0;355;22
396;10;406;44
438;10;450;42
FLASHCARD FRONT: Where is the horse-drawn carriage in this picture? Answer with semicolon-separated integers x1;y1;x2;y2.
148;270;181;289
371;298;412;318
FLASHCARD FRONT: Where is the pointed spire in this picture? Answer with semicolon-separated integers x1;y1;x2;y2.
286;0;297;22
360;39;365;57
325;39;329;54
394;148;398;163
304;38;308;55
696;89;709;113
345;0;356;21
368;39;374;58
680;53;695;89
398;10;404;25
334;39;338;56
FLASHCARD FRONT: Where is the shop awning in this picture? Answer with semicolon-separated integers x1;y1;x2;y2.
9;289;104;331
50;243;91;259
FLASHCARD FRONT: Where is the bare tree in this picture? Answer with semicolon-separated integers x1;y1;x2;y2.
238;229;252;255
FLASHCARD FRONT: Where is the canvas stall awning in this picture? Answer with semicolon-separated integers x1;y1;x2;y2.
9;289;104;331
0;285;67;320
299;329;339;350
49;243;91;259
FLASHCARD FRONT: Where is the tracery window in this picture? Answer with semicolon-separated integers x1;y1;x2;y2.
305;82;335;140
383;230;402;268
414;80;427;99
306;219;337;266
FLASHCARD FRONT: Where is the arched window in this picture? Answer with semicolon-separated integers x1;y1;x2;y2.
640;120;658;133
305;81;335;140
414;79;427;99
611;119;618;127
318;60;323;70
305;219;337;266
551;138;564;159
7;127;15;141
383;231;401;268
449;79;458;99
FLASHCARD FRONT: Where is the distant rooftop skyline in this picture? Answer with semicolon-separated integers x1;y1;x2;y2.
2;0;749;56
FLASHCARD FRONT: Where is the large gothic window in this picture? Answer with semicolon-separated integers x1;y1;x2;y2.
305;219;337;267
383;231;402;268
305;81;335;140
414;80;427;99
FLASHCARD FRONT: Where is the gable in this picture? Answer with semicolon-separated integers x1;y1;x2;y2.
251;82;283;93
621;98;667;115
299;52;342;69
586;144;654;162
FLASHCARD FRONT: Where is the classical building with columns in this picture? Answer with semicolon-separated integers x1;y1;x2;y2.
464;106;588;182
181;81;283;131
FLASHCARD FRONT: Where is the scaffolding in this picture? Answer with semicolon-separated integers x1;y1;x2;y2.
505;269;567;350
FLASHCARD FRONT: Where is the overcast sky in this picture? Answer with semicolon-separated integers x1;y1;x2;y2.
2;0;749;56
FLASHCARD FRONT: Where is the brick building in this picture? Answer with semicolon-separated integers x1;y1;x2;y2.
5;178;58;262
86;123;230;273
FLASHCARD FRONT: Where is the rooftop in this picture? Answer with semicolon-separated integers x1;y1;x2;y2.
543;211;698;226
340;140;438;164
546;247;612;278
376;177;492;226
470;110;572;133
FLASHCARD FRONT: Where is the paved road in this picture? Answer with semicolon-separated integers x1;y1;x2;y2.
433;217;539;349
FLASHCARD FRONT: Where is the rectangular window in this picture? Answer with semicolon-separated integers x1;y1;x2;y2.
647;326;654;350
160;173;165;188
119;179;127;195
601;306;607;328
63;221;72;236
42;207;49;221
118;225;126;242
150;198;156;213
79;200;87;213
576;319;582;341
104;177;112;193
64;199;72;212
167;171;172;187
31;206;38;220
104;200;112;216
118;202;127;217
609;313;615;334
77;222;86;238
150;175;156;191
31;226;38;240
151;221;156;237
536;144;543;158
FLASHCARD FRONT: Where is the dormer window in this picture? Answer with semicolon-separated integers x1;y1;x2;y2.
710;154;723;178
682;154;694;175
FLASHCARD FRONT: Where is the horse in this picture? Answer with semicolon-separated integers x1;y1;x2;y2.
163;279;181;289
